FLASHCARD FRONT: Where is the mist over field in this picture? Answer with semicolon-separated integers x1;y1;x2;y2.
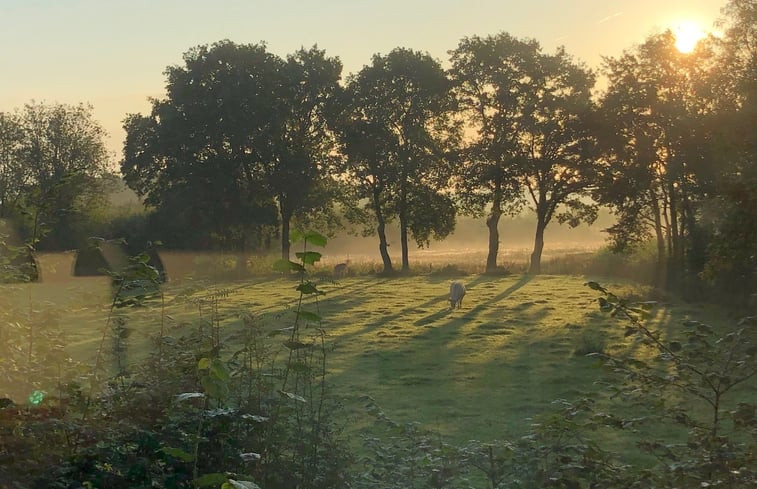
324;210;614;265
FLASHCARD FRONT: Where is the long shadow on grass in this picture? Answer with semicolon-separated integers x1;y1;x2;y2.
328;298;543;440
463;274;533;315
413;274;533;327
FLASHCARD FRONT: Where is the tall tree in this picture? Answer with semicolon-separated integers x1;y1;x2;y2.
336;119;396;273
698;0;757;300
598;32;716;287
122;41;342;258
267;46;343;260
449;33;528;273
452;33;598;274
0;112;27;219
339;48;458;272
8;102;111;249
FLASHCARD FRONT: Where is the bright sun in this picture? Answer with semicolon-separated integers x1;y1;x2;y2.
673;20;706;53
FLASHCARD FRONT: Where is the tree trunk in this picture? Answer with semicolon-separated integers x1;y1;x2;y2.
668;181;681;289
399;201;409;272
373;188;393;273
280;206;292;261
485;206;502;273
529;213;546;275
650;190;666;288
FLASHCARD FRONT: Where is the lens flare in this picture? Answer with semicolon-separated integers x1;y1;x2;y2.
673;20;706;53
28;390;45;406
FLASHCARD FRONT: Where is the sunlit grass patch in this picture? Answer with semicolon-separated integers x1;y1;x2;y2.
1;267;745;465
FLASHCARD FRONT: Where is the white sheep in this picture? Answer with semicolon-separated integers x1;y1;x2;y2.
449;281;466;309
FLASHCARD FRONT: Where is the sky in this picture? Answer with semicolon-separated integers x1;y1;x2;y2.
0;0;726;158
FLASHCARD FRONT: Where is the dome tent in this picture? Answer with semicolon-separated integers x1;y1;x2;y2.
0;218;40;283
73;239;130;276
73;239;167;282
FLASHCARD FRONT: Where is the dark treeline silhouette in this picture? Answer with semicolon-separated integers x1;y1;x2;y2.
0;1;753;303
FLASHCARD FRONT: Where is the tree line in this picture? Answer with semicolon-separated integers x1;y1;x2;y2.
0;0;753;300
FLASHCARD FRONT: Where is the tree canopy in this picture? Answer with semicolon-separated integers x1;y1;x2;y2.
0;102;112;249
338;48;458;272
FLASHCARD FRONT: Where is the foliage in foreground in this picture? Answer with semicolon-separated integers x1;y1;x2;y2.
1;232;351;489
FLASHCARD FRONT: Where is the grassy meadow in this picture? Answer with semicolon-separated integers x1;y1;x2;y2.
3;249;746;463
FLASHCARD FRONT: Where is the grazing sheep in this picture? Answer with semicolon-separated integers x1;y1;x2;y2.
449;281;466;309
333;261;350;279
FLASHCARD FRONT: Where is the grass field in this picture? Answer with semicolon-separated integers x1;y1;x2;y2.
3;253;746;459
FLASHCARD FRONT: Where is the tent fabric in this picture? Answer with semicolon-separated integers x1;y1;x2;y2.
73;242;130;276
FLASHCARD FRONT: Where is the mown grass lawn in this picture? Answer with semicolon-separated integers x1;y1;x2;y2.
3;266;743;456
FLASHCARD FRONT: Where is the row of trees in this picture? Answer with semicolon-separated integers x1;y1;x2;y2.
119;37;602;275
1;1;753;297
121;0;754;286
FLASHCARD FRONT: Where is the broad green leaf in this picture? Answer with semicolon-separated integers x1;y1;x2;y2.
296;281;321;295
201;376;229;400
289;229;304;244
197;357;211;370
227;480;262;489
303;231;327;247
176;392;205;402
210;358;230;382
272;259;305;273
195;473;228;487
295;251;322;265
241;414;269;422
161;447;194;462
280;390;307;403
585;281;606;293
297;310;321;322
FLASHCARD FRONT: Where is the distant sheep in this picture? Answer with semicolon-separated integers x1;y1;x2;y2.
333;261;350;279
449;281;466;309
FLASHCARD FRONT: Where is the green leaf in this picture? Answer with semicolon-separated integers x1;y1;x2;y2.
296;281;322;295
210;358;230;382
175;392;205;402
227;480;262;489
297;310;321;322
161;447;195;462
290;229;304;244
280;390;307;403
295;251;322;265
273;259;305;273
201;376;229;400
284;340;313;350
197;357;211;370
585;281;606;293
195;473;228;487
303;231;327;247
